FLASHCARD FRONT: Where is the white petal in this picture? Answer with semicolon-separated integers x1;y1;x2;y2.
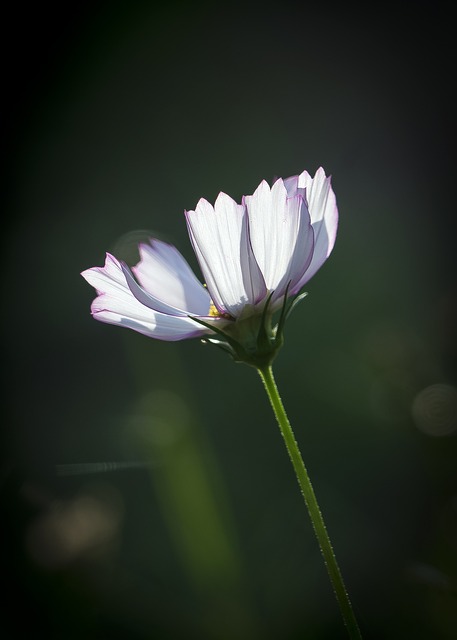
121;262;185;315
282;195;315;296
295;167;338;287
81;254;209;341
121;260;212;320
81;253;129;296
282;174;299;197
133;239;210;316
244;180;278;288
91;304;210;341
245;179;314;300
186;193;266;317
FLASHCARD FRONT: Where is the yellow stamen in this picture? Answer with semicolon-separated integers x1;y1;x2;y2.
204;284;232;319
209;301;220;317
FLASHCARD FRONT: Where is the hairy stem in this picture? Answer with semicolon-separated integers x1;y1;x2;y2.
258;365;362;639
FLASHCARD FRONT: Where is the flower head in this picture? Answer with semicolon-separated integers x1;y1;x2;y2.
82;167;338;366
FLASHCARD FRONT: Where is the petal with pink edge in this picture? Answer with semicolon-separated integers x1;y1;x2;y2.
81;254;210;341
295;167;338;288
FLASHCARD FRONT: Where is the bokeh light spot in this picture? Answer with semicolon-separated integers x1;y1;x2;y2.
26;485;124;569
411;384;457;437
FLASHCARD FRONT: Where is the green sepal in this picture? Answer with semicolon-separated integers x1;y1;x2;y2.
190;316;242;352
189;286;307;370
285;291;308;320
273;282;292;347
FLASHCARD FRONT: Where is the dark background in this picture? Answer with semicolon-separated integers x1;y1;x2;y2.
2;1;456;638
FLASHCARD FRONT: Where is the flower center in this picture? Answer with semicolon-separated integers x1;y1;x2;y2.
203;285;233;319
208;301;220;317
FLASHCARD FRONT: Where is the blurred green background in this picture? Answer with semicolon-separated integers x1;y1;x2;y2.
2;1;456;638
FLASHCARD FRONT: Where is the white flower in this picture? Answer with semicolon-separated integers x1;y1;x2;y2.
82;167;338;360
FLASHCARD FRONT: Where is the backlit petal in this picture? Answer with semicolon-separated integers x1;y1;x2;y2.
283;174;303;199
282;194;315;296
133;239;210;316
186;193;266;317
81;254;209;341
295;167;338;287
245;178;314;301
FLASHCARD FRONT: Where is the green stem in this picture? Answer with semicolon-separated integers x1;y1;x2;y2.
258;365;362;640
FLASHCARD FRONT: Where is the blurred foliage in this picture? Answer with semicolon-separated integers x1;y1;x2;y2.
2;1;456;638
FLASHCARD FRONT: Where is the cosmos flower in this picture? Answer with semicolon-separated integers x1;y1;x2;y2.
82;167;338;364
